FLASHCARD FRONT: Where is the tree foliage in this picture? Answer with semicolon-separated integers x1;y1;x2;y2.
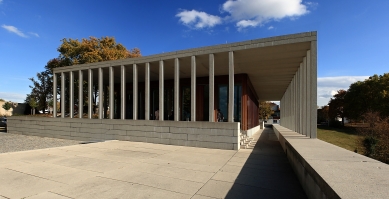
258;101;274;120
344;73;389;120
58;36;141;66
328;90;347;126
27;36;141;114
2;102;12;111
357;111;389;164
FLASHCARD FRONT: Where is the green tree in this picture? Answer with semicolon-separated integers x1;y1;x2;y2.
328;90;347;126
2;102;12;111
344;73;389;120
29;98;38;115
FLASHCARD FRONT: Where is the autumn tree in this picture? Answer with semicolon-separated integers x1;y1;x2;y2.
328;90;347;126
259;101;274;121
28;36;141;115
357;111;389;163
317;105;329;124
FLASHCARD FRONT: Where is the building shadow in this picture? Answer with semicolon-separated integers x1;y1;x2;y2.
224;126;307;199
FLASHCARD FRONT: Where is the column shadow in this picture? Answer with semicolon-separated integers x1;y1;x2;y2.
224;126;307;199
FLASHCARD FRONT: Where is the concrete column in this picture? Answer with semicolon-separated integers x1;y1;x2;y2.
145;63;150;120
69;71;74;118
191;56;196;121
53;73;57;118
291;78;294;131
61;72;65;118
88;69;93;119
228;51;234;122
299;63;303;135
306;51;311;138
109;67;114;119
121;65;126;120
303;57;307;135
159;60;164;121
310;40;318;138
133;64;138;120
293;75;296;131
174;58;180;121
78;70;83;118
209;54;215;122
296;68;300;133
98;68;103;119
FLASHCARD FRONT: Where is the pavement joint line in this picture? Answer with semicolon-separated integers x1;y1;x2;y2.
194;194;219;199
138;160;219;173
95;176;192;196
83;144;176;153
189;149;238;199
4;168;68;185
47;191;74;199
209;178;299;195
40;161;105;174
0;195;10;199
111;167;214;184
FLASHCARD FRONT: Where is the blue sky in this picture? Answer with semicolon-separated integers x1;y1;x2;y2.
0;0;388;106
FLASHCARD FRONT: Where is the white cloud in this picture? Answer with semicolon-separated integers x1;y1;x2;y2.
176;10;222;29
317;76;369;106
176;0;312;30
268;26;274;30
29;32;39;37
1;24;28;38
223;0;309;29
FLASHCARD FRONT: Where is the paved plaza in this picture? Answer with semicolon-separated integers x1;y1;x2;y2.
0;128;306;199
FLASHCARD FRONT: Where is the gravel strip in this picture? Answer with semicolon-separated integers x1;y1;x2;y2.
0;131;84;153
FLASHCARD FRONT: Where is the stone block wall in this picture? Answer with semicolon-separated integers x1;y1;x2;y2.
7;117;240;150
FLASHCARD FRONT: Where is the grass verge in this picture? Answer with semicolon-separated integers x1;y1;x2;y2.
317;125;364;154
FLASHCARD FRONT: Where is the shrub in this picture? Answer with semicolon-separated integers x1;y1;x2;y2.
357;111;389;164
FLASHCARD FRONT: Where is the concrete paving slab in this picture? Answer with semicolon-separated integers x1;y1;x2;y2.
45;155;128;173
0;127;306;198
25;191;72;199
211;170;305;192
154;151;231;166
9;161;98;184
101;169;204;195
226;160;293;173
191;195;217;199
109;162;215;183
52;176;190;199
197;179;304;199
140;158;222;173
0;168;65;199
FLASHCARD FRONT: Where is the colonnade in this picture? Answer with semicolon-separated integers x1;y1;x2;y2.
53;53;236;123
280;41;317;138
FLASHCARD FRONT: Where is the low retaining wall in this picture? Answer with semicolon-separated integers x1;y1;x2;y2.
273;124;389;199
7;117;240;150
242;125;261;137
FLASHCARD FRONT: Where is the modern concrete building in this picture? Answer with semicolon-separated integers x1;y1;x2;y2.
9;31;317;150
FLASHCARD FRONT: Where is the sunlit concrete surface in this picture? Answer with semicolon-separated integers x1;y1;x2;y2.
0;127;306;199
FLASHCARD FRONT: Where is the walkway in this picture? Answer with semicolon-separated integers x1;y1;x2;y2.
0;127;306;199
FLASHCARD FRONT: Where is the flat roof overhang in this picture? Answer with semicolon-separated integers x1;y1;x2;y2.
54;31;317;101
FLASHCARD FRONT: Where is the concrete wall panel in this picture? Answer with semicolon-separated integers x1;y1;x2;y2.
7;117;240;150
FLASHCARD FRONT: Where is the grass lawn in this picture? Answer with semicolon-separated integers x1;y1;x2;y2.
317;125;364;154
